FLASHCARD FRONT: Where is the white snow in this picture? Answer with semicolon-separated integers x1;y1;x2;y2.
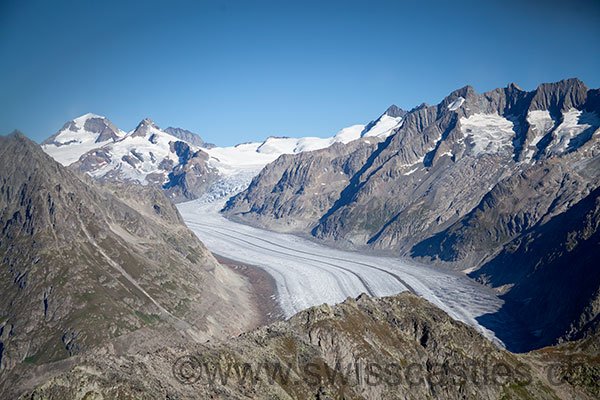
526;110;554;147
44;139;113;166
204;124;371;178
546;109;600;154
362;114;404;138
447;97;465;111
333;124;367;142
42;113;126;165
459;113;515;157
178;197;506;348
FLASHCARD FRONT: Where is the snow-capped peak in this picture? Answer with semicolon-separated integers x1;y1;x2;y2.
74;112;105;123
360;105;406;139
41;113;126;165
131;118;161;138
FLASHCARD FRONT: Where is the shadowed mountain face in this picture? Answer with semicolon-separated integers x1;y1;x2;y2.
472;186;600;351
16;293;600;399
0;132;259;376
222;78;600;350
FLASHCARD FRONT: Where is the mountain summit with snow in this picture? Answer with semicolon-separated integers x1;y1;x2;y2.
41;113;126;165
41;105;407;202
42;115;218;201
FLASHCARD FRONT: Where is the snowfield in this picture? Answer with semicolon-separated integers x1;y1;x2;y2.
178;197;507;348
459;113;515;157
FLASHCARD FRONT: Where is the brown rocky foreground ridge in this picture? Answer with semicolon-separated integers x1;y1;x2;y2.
15;292;600;399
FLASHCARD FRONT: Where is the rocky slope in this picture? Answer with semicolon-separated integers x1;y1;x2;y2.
0;132;260;380
164;126;215;148
15;292;598;399
468;185;600;351
223;78;600;350
224;79;600;250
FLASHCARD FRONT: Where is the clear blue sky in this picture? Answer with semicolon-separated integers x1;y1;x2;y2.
1;0;599;146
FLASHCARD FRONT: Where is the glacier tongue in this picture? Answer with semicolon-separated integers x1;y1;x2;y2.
178;195;507;348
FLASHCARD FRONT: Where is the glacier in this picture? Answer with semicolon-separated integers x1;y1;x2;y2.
178;193;507;348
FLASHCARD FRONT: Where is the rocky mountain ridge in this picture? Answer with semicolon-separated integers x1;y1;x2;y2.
222;78;600;350
0;132;260;377
225;79;599;246
15;292;600;399
164;126;216;148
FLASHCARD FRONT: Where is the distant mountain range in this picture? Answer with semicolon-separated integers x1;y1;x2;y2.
41;105;407;203
41;114;220;202
223;78;600;350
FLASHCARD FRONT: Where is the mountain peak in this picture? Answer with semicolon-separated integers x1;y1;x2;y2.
5;130;40;151
7;129;26;139
448;85;477;100
132;118;160;137
384;104;407;118
3;129;58;167
535;77;587;92
506;82;523;91
76;112;104;121
530;77;589;113
41;113;121;147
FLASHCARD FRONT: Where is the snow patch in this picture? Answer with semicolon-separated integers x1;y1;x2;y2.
447;97;465;111
362;114;404;138
459;113;515;157
526;110;554;147
546;109;600;154
44;140;112;166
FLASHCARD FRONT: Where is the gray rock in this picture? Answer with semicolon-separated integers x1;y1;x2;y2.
14;292;597;399
0;132;259;375
164;126;215;148
131;117;160;137
223;78;600;350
